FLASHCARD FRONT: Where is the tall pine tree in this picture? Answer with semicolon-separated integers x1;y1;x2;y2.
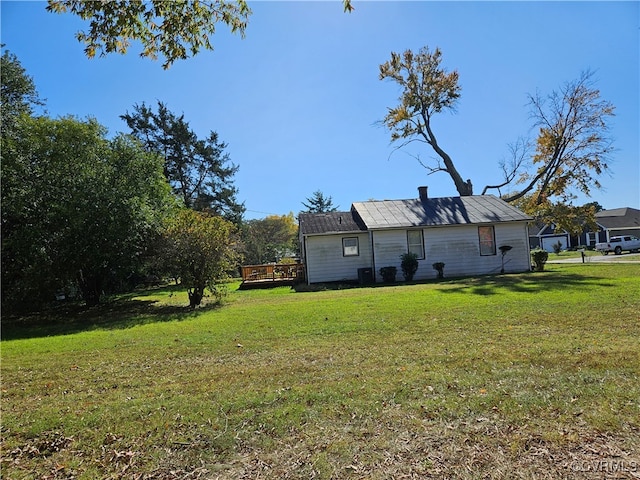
301;190;339;213
122;101;244;223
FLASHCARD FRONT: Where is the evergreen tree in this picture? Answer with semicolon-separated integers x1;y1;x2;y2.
121;101;244;223
301;190;339;213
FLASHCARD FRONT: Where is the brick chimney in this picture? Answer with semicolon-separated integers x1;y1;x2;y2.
418;186;428;201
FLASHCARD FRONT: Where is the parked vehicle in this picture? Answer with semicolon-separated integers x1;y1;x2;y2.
595;235;640;255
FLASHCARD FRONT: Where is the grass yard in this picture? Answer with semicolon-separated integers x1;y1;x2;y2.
2;264;639;479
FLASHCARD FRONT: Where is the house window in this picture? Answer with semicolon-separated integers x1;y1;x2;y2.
478;226;496;256
407;230;425;259
343;237;359;256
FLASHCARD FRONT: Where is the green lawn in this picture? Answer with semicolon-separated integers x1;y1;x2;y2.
546;248;602;260
2;264;639;479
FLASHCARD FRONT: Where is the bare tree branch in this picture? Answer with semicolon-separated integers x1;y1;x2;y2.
482;137;531;196
502;70;614;205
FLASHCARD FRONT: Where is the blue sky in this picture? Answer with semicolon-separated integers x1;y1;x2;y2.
2;1;638;219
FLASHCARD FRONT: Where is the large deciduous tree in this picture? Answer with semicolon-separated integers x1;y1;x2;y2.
498;71;615;204
379;47;471;196
121;101;244;223
512;195;599;238
379;47;615;227
241;213;298;265
46;1;355;68
489;71;614;232
1;49;44;135
2;115;175;309
46;0;252;69
162;209;239;308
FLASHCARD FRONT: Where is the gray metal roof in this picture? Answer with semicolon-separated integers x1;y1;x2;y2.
299;211;367;235
352;195;532;229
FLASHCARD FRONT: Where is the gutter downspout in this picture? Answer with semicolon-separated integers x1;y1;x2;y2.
525;222;533;271
369;230;376;282
302;235;310;285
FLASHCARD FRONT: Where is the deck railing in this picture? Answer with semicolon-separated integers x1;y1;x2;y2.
241;263;305;283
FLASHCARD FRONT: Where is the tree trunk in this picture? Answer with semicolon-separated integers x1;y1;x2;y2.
188;286;204;309
423;118;473;196
436;149;473;196
438;149;473;196
77;270;103;307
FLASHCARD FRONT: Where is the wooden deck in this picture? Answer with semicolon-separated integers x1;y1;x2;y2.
240;263;305;289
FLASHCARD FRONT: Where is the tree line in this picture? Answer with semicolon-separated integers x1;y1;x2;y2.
1;49;301;312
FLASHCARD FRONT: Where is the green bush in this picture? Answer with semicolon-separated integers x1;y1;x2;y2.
531;248;549;271
379;266;397;283
400;252;419;281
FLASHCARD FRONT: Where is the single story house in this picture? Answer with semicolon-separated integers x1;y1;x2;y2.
528;222;570;252
299;187;533;284
528;207;640;251
575;207;640;247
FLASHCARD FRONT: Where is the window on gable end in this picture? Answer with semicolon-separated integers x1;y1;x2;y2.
478;226;496;256
343;237;359;256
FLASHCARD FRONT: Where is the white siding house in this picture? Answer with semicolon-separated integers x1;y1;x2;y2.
298;211;371;284
369;223;530;280
303;233;371;284
299;188;532;284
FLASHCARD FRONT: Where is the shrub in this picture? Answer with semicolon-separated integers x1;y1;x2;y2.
400;252;419;281
552;241;563;255
379;266;397;283
530;248;549;271
163;209;239;308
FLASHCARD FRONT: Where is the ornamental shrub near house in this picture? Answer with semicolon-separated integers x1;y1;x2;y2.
379;266;397;283
531;248;549;271
400;252;419;281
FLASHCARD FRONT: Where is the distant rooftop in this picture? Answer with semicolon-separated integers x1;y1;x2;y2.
596;207;640;229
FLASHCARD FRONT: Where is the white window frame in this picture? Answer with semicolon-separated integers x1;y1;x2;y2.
407;230;425;259
342;237;359;257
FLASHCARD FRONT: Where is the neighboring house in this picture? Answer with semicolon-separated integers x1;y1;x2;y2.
574;207;640;247
299;187;532;284
528;222;570;252
528;207;640;251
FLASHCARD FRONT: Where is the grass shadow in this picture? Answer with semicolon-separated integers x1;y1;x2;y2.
1;286;223;341
434;269;615;296
292;268;616;296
